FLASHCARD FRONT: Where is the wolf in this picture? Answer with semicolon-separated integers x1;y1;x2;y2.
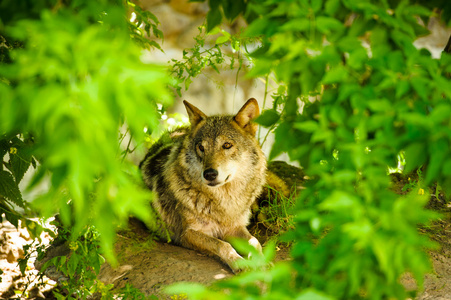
140;98;266;272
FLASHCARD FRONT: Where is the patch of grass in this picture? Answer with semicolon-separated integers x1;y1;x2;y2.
251;185;297;245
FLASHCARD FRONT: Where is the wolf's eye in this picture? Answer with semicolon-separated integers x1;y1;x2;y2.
198;144;204;152
222;142;232;149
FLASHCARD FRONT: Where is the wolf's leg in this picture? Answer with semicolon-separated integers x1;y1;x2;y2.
180;228;243;272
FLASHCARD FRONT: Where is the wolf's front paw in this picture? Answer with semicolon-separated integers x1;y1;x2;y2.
229;259;248;274
248;236;262;256
220;243;244;273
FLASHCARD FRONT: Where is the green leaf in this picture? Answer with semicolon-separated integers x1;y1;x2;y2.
442;177;451;198
430;103;451;124
281;19;310;32
333;170;356;183
262;240;276;262
294;121;318;133
244;17;269;37
316;16;344;36
400;113;432;129
325;0;341;16
0;139;8;159
221;0;245;20
322;65;348;84
0;170;24;207
338;83;359;102
206;2;223;32
411;76;430;100
215;35;229;44
269;122;303;160
367;114;390;131
348;16;375;38
165;282;209;298
68;253;80;278
9;148;32;184
387;51;405;72
247;58;273;77
319;190;361;212
256;109;280;127
296;289;335;300
395;80;410;99
425;139;448;184
367;99;392;112
371;235;395;282
0;202;20;227
404;142;427;173
347;47;368;70
443;159;451;176
329;105;346;124
311;0;323;13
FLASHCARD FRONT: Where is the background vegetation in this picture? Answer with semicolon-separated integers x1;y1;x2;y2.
0;0;171;258
1;0;451;299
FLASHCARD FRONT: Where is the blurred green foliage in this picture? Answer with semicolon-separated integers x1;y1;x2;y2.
0;0;171;260
1;0;451;299
169;0;451;299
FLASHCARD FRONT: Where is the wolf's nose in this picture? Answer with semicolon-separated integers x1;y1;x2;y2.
203;168;218;181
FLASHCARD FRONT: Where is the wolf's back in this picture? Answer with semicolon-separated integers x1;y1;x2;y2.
140;128;186;186
140;133;171;185
139;128;190;241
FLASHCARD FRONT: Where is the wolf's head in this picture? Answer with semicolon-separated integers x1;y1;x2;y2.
182;99;262;188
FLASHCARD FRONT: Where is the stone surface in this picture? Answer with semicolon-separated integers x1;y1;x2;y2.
0;220;56;299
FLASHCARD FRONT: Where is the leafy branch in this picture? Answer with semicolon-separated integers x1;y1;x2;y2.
170;25;256;96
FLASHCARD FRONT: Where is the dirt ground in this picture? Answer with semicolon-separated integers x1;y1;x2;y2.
392;173;451;300
403;224;451;300
99;218;293;298
97;222;291;298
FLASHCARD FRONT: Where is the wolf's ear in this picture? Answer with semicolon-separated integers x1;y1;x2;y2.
184;100;207;127
234;98;259;135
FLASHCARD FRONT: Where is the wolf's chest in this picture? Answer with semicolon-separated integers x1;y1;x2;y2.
192;187;248;213
189;200;251;239
187;188;250;222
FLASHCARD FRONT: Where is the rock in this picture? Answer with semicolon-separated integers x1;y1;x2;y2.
176;18;204;48
6;249;16;263
19;227;31;241
0;220;56;298
169;0;208;15
151;4;193;39
138;0;168;10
